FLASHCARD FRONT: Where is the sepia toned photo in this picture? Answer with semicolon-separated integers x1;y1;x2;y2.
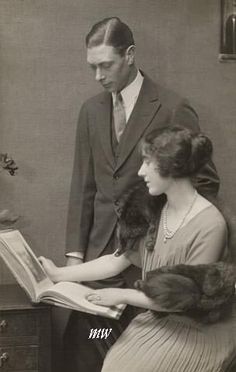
1;1;236;371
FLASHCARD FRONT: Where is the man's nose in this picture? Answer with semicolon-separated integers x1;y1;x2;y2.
95;68;104;82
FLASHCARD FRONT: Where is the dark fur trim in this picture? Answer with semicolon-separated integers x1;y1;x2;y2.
135;262;236;323
117;183;165;253
118;181;236;260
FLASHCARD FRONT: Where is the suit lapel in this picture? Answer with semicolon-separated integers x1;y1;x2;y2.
97;92;116;168
115;75;161;171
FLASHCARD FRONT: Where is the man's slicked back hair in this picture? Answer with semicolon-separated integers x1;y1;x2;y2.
86;17;135;55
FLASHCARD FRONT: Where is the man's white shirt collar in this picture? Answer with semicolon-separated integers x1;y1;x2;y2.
112;70;144;121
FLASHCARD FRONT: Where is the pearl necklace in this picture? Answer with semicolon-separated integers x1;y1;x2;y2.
163;190;198;243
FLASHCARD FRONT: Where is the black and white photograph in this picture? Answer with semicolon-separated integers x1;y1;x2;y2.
0;1;236;371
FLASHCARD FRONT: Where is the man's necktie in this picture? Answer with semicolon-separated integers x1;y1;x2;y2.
113;93;126;142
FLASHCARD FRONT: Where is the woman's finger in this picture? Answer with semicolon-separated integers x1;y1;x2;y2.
38;256;45;264
86;293;101;303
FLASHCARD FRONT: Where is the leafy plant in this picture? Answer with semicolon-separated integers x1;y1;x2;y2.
0;154;19;225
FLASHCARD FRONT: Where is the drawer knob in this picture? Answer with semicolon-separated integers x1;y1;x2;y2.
0;352;9;368
0;320;7;331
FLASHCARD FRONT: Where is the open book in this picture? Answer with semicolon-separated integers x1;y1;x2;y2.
0;229;125;319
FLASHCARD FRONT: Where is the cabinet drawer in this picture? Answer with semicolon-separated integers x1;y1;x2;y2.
0;346;38;371
0;312;37;338
0;286;51;372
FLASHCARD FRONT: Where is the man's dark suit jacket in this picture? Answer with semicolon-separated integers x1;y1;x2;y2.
66;73;219;262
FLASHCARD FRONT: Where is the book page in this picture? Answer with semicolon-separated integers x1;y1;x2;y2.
0;240;36;301
0;230;125;319
39;281;125;320
0;230;53;299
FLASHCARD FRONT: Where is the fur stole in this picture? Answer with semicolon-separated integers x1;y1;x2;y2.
135;262;236;323
118;183;165;253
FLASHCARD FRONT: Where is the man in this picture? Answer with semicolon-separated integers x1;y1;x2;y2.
64;17;219;372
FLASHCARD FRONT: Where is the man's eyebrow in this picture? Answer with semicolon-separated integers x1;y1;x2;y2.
88;61;113;67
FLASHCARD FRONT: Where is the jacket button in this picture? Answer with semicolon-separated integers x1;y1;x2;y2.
113;174;119;180
114;200;119;206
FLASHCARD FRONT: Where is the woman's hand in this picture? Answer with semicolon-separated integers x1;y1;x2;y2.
38;256;60;282
86;288;126;307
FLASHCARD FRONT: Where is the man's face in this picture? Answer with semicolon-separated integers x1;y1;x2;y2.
87;44;133;93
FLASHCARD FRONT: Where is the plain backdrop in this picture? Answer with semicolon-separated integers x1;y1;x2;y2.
0;1;236;371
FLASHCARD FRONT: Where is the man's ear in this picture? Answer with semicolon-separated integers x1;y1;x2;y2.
125;45;135;65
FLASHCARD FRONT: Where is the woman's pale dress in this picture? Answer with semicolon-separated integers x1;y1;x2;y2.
102;205;236;372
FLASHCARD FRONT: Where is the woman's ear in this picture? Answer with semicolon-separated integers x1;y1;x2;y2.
125;45;135;65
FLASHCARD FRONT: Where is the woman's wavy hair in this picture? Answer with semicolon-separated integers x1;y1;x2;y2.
141;126;213;178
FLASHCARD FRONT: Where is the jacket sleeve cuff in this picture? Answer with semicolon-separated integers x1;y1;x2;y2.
65;252;84;260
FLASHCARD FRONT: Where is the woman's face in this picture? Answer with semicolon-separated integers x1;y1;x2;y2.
138;155;173;196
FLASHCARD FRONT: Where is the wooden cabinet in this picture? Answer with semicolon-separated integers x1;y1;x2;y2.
0;285;51;372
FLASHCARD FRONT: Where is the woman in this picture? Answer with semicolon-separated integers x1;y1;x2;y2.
40;127;236;371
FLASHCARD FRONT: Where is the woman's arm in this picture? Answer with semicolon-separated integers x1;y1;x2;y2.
87;287;175;312
39;252;131;283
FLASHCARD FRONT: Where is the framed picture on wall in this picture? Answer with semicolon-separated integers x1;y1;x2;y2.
219;0;236;61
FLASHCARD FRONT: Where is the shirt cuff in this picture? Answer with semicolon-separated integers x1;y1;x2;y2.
65;252;84;260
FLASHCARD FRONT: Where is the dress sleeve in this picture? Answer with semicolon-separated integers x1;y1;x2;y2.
186;216;228;265
123;239;143;268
